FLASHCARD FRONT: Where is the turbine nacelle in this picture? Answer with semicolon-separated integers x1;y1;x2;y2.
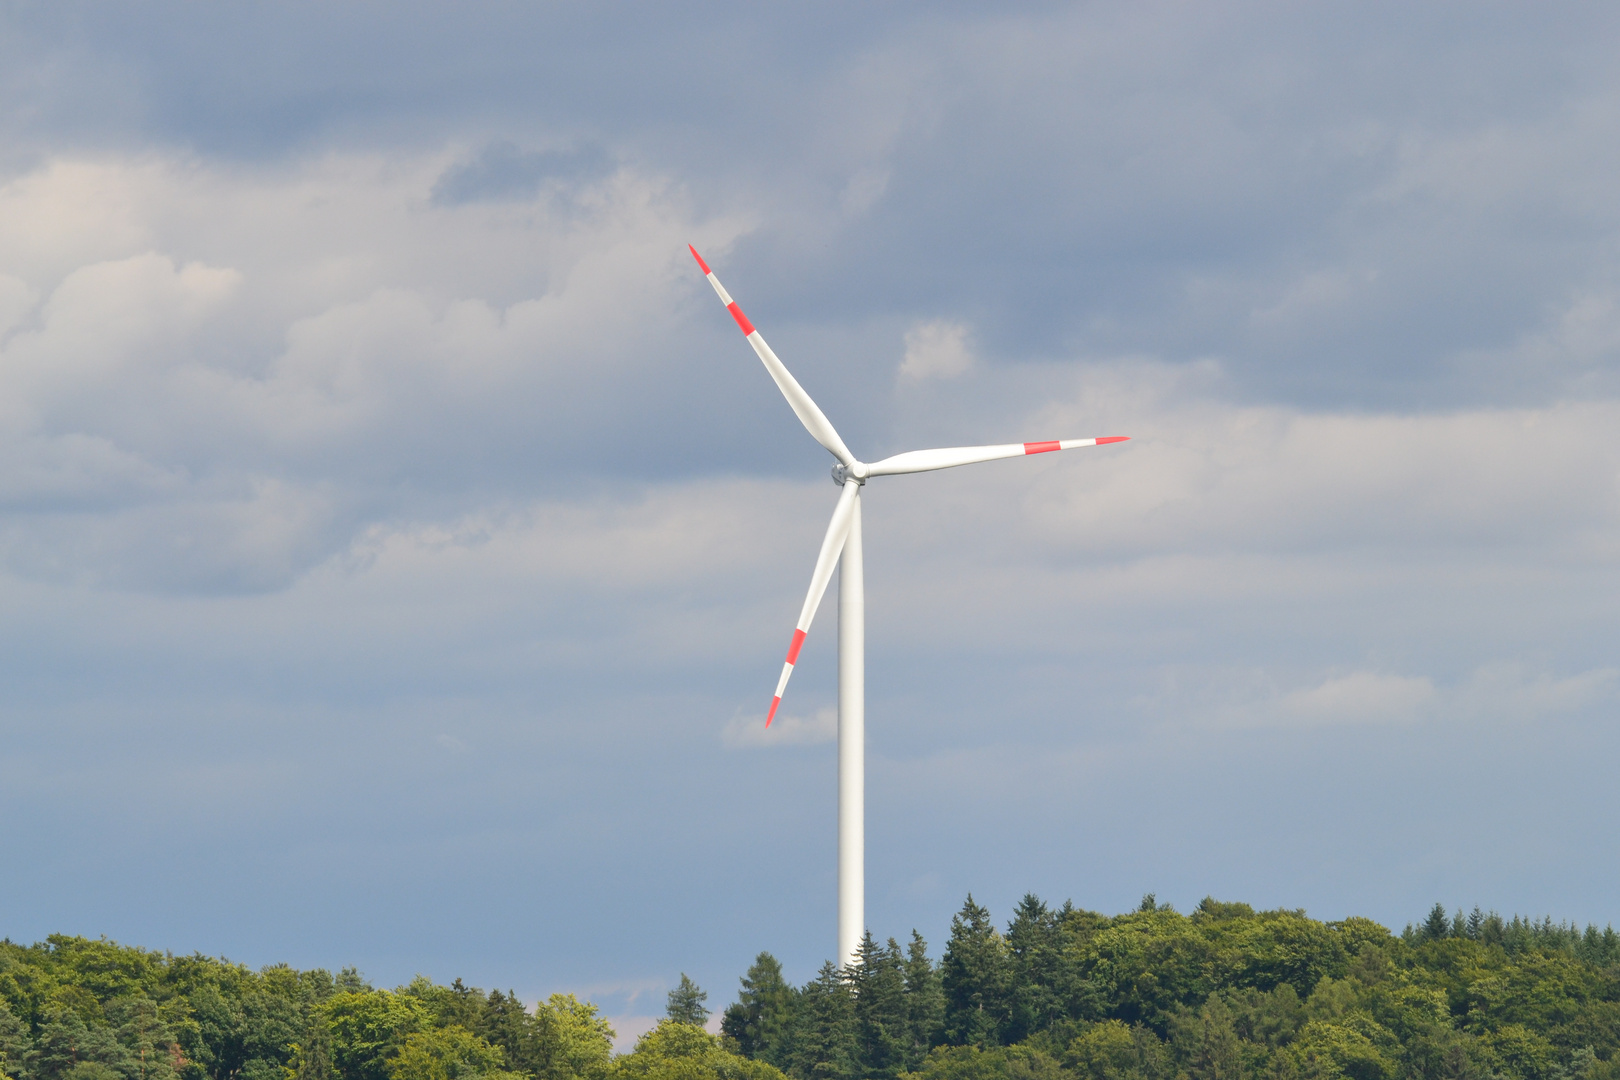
831;462;867;486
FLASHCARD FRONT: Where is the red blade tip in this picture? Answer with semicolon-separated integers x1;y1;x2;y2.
1096;436;1130;444
688;245;712;275
765;696;781;728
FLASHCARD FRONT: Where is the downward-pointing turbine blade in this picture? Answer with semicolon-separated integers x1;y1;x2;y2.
689;246;857;468
864;436;1129;477
767;478;861;727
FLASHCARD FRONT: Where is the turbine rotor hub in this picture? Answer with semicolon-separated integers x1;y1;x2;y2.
831;462;867;486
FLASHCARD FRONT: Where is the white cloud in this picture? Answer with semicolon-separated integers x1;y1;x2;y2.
899;319;973;380
0;152;750;592
722;706;837;748
1205;671;1438;730
1279;671;1437;726
1196;664;1618;732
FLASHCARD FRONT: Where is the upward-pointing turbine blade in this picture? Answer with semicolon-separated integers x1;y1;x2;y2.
767;478;861;727
865;436;1129;477
689;246;856;468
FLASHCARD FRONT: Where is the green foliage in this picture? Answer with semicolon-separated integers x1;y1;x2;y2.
1;1006;29;1080
0;936;612;1080
789;966;857;1080
387;1027;517;1080
1;893;1615;1080
322;991;430;1080
718;897;1620;1080
721;957;795;1069
898;1043;1066;1080
607;1022;782;1080
1063;1021;1167;1080
849;937;908;1080
532;995;614;1080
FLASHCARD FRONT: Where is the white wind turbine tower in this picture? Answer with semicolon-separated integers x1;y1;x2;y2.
690;246;1128;967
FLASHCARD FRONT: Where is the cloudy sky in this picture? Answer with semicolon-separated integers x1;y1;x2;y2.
3;0;1619;1035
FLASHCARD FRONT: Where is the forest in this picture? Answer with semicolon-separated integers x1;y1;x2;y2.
3;897;1617;1080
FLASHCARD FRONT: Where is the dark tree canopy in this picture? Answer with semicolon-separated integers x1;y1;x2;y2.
712;896;1620;1080
3;896;1617;1080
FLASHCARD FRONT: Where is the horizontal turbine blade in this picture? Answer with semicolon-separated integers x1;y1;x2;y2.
767;478;861;727
690;246;856;468
865;436;1129;477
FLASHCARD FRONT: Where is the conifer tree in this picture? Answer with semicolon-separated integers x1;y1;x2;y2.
666;975;709;1027
0;1007;28;1080
477;990;542;1075
940;895;1011;1048
1422;903;1451;941
28;1009;131;1080
1005;893;1064;1043
788;963;857;1080
902;932;943;1066
849;934;908;1080
721;953;797;1067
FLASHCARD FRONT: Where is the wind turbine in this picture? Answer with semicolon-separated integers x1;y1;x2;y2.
690;246;1128;966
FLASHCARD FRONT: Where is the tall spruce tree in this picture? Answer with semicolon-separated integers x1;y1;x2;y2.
902;932;943;1066
1005;893;1065;1043
475;989;542;1075
940;895;1011;1047
849;934;908;1080
721;953;797;1067
666;975;710;1027
789;963;857;1080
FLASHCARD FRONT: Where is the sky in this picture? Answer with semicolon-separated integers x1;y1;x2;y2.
2;0;1620;1040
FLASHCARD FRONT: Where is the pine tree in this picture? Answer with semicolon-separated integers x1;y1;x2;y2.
720;952;797;1067
1422;904;1451;941
789;963;857;1080
902;932;943;1067
940;895;1011;1047
849;934;908;1080
666;975;710;1027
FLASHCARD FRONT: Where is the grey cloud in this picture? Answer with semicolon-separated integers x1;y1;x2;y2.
430;141;615;205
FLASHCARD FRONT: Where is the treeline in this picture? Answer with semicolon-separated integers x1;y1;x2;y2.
719;896;1620;1080
4;896;1618;1080
0;936;769;1080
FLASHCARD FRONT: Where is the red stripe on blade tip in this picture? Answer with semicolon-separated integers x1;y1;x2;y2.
1096;436;1130;444
726;302;755;336
766;697;781;727
688;245;712;275
1023;441;1061;454
785;628;807;665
